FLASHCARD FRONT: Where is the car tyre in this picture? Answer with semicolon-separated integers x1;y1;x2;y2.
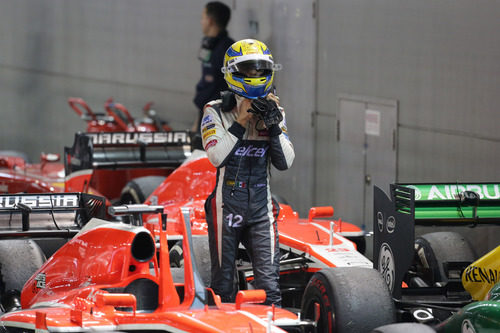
0;240;46;295
191;236;211;287
414;231;476;285
120;176;166;204
301;267;395;333
169;236;211;287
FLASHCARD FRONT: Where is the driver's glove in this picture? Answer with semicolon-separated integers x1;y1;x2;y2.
250;97;283;129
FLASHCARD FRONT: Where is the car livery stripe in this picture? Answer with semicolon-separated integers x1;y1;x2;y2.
279;229;372;268
236;311;284;332
266;179;275;264
114;323;190;333
310;222;356;249
64;168;92;182
0;322;190;333
337;231;365;237
216;167;225;266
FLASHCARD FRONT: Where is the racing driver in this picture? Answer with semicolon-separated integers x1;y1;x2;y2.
202;39;295;305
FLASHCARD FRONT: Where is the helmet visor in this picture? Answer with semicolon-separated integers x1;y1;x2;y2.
230;60;274;78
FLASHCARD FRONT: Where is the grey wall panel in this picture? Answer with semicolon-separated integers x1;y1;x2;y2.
1;0;203;90
269;0;316;214
0;0;316;216
2;0;499;228
0;66;190;159
0;0;208;160
312;113;337;207
398;127;500;182
315;1;500;207
315;0;500;251
317;1;500;134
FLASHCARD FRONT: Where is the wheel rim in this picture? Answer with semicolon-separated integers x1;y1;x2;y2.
302;293;334;332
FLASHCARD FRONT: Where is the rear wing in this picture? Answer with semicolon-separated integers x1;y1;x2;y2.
64;131;192;174
373;183;500;299
398;183;500;225
0;192;105;235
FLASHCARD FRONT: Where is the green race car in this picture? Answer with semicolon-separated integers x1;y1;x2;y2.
372;183;500;332
436;244;500;333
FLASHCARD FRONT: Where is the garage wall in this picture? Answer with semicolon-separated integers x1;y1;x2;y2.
1;1;499;252
314;0;500;254
0;0;315;215
0;0;203;157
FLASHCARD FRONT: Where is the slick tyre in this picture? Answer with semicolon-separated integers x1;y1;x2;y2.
371;323;436;333
169;236;211;287
301;267;395;333
120;176;166;204
0;240;46;294
192;236;211;287
414;231;476;285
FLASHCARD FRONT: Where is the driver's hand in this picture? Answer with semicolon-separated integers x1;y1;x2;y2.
266;93;280;106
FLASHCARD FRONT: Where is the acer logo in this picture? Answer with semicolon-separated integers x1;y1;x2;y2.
234;145;268;157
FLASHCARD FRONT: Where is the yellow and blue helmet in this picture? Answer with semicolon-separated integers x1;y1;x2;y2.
222;39;277;99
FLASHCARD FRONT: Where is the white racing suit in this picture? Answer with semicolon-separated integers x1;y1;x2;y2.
202;96;295;305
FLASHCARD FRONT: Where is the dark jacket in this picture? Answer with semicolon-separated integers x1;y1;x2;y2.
193;30;234;112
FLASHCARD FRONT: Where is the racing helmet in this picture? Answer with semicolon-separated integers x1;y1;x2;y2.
222;39;278;99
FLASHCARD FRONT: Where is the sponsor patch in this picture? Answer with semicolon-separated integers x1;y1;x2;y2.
202;129;216;140
234;145;268;157
35;273;46;289
226;180;246;188
463;265;499;285
201;115;213;127
229;84;243;93
202;123;215;133
204;139;218;150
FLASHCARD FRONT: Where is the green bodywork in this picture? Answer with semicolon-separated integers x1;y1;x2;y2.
437;283;500;333
399;183;500;221
393;183;500;332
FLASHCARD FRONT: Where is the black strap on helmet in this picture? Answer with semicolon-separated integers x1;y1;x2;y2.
220;90;236;112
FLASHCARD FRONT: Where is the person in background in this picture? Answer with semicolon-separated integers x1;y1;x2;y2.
202;39;295;306
192;1;234;145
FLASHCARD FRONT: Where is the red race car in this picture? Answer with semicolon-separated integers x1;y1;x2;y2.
0;199;317;332
0;128;192;207
140;152;396;332
0;151;65;194
64;130;192;205
0;97;176;201
68;97;172;133
0;150;396;332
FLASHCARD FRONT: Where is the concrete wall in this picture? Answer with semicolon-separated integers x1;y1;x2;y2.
0;0;315;216
1;1;499;254
0;0;203;156
314;0;500;254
